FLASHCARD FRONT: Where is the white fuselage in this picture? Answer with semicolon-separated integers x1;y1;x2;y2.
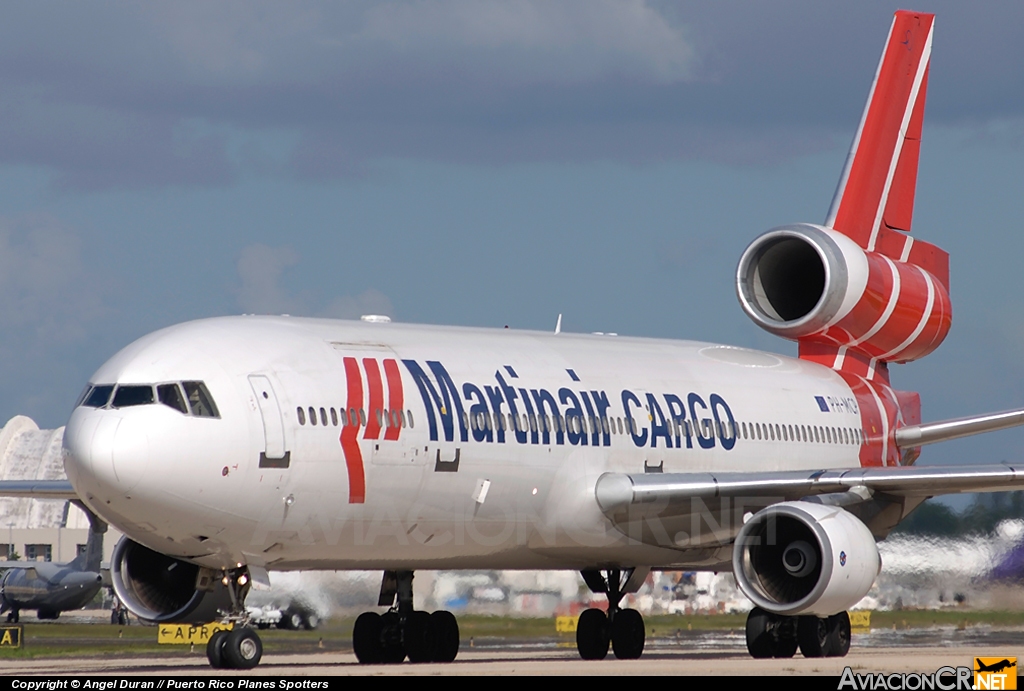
63;316;866;573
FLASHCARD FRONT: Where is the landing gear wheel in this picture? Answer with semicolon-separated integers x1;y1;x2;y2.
223;628;263;670
797;615;830;658
746;607;796;659
430;610;460;662
7;610;19;624
353;612;383;664
576;608;610;660
380;612;406;663
303;613;319;630
826;612;851;658
404;610;436;663
774;620;799;659
206;629;230;669
611;608;645;660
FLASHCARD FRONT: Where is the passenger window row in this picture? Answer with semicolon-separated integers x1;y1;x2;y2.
297;406;415;430
465;412;639;437
289;401;863;448
78;382;219;418
455;410;864;448
738;421;863;446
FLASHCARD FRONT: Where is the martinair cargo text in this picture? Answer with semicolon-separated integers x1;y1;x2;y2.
8;10;1024;669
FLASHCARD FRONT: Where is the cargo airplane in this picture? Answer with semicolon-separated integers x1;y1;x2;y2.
7;10;1024;669
0;498;106;623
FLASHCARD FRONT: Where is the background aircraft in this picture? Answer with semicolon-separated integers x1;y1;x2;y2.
0;485;105;623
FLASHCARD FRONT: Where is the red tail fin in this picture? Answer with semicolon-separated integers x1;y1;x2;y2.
825;11;933;253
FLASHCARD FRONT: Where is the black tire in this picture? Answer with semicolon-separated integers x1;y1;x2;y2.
774;617;799;659
223;628;263;670
37;609;59;620
303;613;319;631
430;610;460;663
611;608;645;660
206;629;230;669
379;612;406;663
353;611;384;664
576;608;609;661
746;607;782;659
826;612;851;657
404;610;436;663
797;615;830;658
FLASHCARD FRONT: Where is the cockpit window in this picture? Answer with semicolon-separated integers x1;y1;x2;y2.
75;385;93;407
112;385;155;408
157;383;189;415
83;385;115;408
183;381;219;418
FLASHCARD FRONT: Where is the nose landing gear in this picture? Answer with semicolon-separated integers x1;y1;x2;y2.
206;567;263;670
352;570;461;664
575;568;648;661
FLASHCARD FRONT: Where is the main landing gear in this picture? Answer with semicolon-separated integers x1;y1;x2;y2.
745;607;851;659
206;567;263;670
352;570;460;664
575;568;646;661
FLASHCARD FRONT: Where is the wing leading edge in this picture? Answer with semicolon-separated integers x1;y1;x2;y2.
0;480;77;500
596;464;1024;515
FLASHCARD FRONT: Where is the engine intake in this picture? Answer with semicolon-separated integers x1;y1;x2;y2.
736;224;950;364
733;501;880;616
111;537;231;624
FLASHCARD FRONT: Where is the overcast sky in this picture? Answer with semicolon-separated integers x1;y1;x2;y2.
2;1;1023;478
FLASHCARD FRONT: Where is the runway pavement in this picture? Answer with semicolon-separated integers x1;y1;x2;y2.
4;642;1019;675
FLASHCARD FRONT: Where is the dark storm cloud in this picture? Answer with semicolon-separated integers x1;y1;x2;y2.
1;0;1021;188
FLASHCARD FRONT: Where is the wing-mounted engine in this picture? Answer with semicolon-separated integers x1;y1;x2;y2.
111;537;232;624
736;223;950;366
732;501;879;616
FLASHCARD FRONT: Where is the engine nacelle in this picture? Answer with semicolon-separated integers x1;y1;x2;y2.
736;224;950;363
732;501;880;616
111;537;231;624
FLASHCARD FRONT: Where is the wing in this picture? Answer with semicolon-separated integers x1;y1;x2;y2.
596;463;1024;514
0;480;77;499
594;464;1024;549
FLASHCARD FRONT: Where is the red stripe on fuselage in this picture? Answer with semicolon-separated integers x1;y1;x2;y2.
341;357;366;504
383;358;403;441
363;358;384;440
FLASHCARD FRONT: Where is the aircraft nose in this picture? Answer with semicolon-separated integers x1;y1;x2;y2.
64;410;147;497
64;409;119;496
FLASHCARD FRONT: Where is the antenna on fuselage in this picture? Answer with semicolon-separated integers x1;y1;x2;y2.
554;314;562;335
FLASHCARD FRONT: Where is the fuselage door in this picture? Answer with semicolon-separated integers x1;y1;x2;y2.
248;374;288;463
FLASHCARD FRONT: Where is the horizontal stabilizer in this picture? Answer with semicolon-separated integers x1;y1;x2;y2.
894;408;1024;448
596;464;1024;516
0;480;77;499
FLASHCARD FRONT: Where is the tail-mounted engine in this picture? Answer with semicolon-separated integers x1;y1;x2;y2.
736;223;950;365
111;537;232;624
732;501;880;616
